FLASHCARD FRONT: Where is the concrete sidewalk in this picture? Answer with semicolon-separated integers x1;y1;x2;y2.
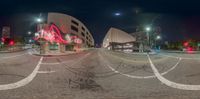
29;49;77;56
0;49;27;53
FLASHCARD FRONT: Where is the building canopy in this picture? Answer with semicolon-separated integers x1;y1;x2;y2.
103;27;136;47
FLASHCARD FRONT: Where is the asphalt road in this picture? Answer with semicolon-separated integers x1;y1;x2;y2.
0;49;200;99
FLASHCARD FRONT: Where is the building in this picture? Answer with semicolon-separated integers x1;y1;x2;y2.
103;27;138;52
47;13;94;47
35;12;95;54
1;26;14;46
130;31;150;52
2;26;11;38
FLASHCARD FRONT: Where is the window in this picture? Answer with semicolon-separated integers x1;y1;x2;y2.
86;32;89;35
81;27;85;31
71;20;79;26
81;32;85;37
71;25;78;32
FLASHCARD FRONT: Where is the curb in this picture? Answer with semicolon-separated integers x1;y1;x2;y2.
0;49;27;53
32;52;78;57
161;50;200;54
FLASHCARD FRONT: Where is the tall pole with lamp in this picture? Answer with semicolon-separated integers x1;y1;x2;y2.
35;17;43;54
145;27;151;49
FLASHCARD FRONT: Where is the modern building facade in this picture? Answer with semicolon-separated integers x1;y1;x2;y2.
103;27;138;52
35;12;94;54
47;13;94;47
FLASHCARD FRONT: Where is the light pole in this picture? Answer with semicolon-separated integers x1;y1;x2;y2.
155;35;161;50
146;27;151;48
35;17;43;54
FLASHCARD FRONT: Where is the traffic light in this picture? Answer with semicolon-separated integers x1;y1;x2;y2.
9;40;15;46
183;42;189;47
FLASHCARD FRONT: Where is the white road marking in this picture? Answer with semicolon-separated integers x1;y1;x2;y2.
99;53;181;79
37;70;55;74
0;52;90;90
0;57;43;90
147;54;200;90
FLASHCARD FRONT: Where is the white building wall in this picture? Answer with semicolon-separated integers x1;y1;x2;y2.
103;27;136;48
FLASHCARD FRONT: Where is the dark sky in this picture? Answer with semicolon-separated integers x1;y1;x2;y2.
1;0;200;44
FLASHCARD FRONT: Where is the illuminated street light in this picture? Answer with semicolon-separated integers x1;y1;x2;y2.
36;18;42;23
156;35;161;40
145;26;151;48
28;31;32;35
146;27;151;32
29;39;32;43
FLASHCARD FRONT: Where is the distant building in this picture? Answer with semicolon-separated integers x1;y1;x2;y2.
2;26;11;38
102;27;138;52
130;31;147;42
130;31;150;52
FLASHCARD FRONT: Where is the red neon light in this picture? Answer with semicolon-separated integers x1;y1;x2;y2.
35;24;68;44
184;42;189;47
35;24;83;45
1;38;5;42
74;38;82;44
186;47;194;54
9;40;14;46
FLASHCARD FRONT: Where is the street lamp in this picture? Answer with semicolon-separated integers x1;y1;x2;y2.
36;18;42;23
146;27;151;31
156;35;161;40
145;26;151;48
35;17;43;54
28;31;32;35
29;39;32;43
155;35;161;51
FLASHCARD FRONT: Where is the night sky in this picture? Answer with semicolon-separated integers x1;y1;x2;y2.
1;0;200;44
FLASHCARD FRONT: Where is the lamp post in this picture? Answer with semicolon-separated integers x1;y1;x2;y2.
35;17;43;54
145;27;151;48
155;35;161;51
